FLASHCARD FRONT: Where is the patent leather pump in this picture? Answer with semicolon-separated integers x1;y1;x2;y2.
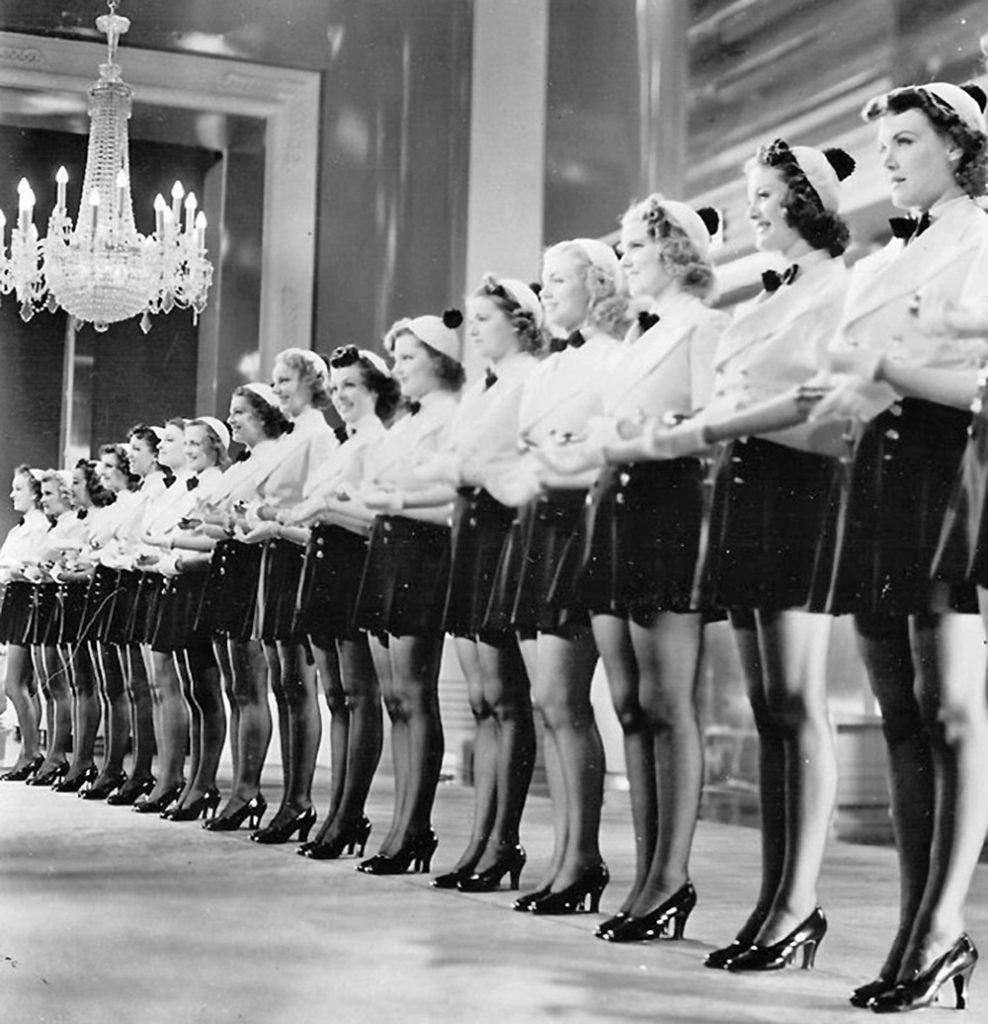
602;882;696;943
27;761;69;787
512;885;553;912
528;862;609;916
204;794;266;832
0;755;44;782
357;829;438;875
133;781;185;815
55;765;100;794
458;845;527;893
106;774;155;806
250;806;316;845
727;907;827;972
595;911;632;940
871;934;978;1014
849;976;896;1009
300;816;372;860
164;787;221;822
432;864;478;890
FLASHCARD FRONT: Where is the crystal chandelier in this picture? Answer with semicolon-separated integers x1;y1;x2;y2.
0;1;213;333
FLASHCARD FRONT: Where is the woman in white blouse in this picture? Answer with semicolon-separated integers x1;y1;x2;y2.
0;466;53;780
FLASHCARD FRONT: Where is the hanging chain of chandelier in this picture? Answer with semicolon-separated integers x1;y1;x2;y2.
0;0;213;333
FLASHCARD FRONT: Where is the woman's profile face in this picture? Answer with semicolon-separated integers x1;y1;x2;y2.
745;164;803;256
184;424;215;474
10;472;36;514
272;360;313;418
329;364;376;425
540;251;590;335
98;452;128;494
128;436;157;479
619;215;672;301
157;424;186;471
467;295;520;363
71;468;91;509
877;107;959;212
391;333;439;401
40;479;68;517
228;394;265;447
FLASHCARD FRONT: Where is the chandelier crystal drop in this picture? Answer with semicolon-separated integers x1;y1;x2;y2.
0;1;213;333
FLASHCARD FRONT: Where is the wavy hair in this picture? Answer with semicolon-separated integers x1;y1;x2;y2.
233;386;294;439
470;275;547;354
273;347;332;409
542;242;629;336
327;346;403;421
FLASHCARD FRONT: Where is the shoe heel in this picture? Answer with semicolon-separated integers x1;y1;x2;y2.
415;851;434;874
587;884;605;914
801;940;819;970
670;908;690;941
954;966;974;1010
508;864;523;890
298;818;315;843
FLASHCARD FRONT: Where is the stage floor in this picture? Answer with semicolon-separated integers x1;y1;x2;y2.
1;768;985;1024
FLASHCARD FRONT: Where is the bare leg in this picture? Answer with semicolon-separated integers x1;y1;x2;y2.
854;612;932;982
535;627;603;890
751;609;836;943
899;610;988;977
4;645;41;768
592;614;653;913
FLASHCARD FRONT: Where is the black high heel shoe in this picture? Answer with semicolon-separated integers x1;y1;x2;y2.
55;765;100;794
0;755;44;782
602;881;696;942
27;761;70;787
871;934;978;1014
727;907;827;972
849;976;897;1009
106;774;155;806
458;845;527;893
164;787;221;822
512;885;553;912
204;794;266;832
595;911;632;939
528;863;610;916
357;829;438;875
704;914;765;969
250;806;316;845
432;864;477;890
300;816;372;860
133;781;185;815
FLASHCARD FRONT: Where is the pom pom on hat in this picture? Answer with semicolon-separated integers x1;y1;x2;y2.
442;308;463;330
961;83;987;112
696;207;720;236
823;147;856;182
386;310;463;365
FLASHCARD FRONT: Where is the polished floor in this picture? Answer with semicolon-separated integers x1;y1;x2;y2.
1;766;985;1024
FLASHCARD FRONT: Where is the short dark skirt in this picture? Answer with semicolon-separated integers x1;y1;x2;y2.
57;581;89;645
0;581;33;645
485;488;588;636
701;438;842;613
353;515;451;637
131;572;166;645
198;539;262;641
294;524;368;647
150;571;212;653
103;569;142;645
932;399;988;588
25;583;60;646
257;538;307;644
444;488;515;638
570;459;707;622
81;565;124;644
828;398;976;616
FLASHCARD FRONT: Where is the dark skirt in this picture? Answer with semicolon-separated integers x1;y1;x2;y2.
443;488;515;638
828;398;976;616
932;398;988;588
198;539;262;641
701;438;842;613
294;524;368;647
150;571;212;653
257;538;307;644
26;583;61;646
571;459;707;622
353;515;451;637
80;565;124;644
131;572;166;645
0;581;33;645
57;581;89;645
103;569;141;645
485;488;588;636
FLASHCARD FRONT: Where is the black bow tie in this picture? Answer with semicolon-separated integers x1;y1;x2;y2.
186;477;199;491
550;329;586;354
762;264;800;293
889;212;931;242
407;400;422;416
235;449;252;463
76;508;88;520
637;311;660;334
484;367;498;391
333;425;349;445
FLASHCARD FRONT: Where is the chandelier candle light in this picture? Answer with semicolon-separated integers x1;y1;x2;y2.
0;0;213;333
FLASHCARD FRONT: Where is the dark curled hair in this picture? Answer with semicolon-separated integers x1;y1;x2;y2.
863;86;988;198
627;197;715;299
748;140;851;256
13;464;42;507
327;346;402;421
75;458;114;508
127;423;166;480
98;443;141;491
188;420;232;471
471;275;547;354
233;386;294;439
